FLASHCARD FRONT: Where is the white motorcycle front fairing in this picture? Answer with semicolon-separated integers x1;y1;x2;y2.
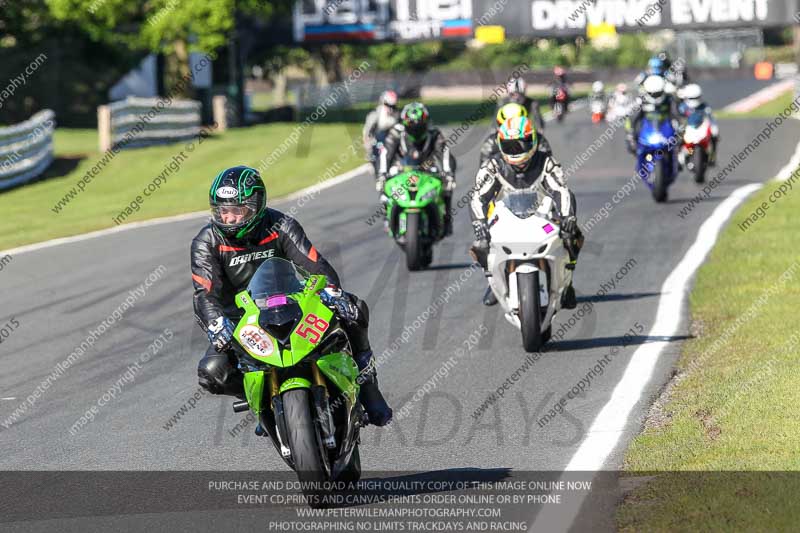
487;197;570;332
606;95;632;123
590;99;607;114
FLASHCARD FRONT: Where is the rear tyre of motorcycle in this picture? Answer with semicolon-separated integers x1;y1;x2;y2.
405;212;422;271
652;161;668;203
518;271;543;353
693;149;707;184
283;389;328;506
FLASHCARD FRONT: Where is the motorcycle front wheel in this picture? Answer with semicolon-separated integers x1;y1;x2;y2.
518;271;543;353
652;161;668;203
693;148;707;184
405;212;423;271
283;389;328;505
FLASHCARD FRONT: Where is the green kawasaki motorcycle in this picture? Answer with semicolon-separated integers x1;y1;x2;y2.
383;153;447;271
230;258;364;489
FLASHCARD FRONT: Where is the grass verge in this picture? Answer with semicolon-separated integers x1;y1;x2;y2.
616;174;800;531
0;122;365;250
717;89;796;119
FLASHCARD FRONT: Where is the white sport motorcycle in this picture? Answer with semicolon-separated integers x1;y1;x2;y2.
485;190;571;352
590;96;607;124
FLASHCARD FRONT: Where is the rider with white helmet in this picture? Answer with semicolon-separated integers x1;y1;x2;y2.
590;80;606;108
625;75;680;154
498;77;545;131
677;83;719;165
363;90;400;164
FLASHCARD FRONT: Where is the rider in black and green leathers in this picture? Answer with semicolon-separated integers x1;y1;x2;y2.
377;102;457;236
191;166;392;426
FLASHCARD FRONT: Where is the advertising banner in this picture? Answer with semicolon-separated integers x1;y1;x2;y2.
293;0;796;42
294;0;473;42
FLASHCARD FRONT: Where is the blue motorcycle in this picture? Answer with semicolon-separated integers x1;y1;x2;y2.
636;116;680;202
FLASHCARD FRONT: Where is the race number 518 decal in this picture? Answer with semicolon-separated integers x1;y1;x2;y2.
295;313;329;344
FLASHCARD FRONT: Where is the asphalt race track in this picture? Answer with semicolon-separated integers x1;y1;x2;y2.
1;79;798;531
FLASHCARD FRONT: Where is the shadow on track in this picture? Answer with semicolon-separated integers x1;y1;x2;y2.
545;334;691;352
577;292;661;304
664;195;723;205
426;262;475;271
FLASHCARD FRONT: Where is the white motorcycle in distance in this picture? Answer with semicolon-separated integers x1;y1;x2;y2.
485;191;571;353
590;97;607;124
589;81;607;124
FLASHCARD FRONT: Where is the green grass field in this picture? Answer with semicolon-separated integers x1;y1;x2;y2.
616;174;800;530
716;89;796;119
0;122;367;250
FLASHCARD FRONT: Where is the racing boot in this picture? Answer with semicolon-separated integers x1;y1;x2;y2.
561;283;577;310
709;136;718;167
354;351;392;426
443;195;454;237
198;349;244;397
444;213;454;237
483;286;498;306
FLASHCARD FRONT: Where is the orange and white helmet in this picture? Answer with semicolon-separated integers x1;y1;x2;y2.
497;116;538;168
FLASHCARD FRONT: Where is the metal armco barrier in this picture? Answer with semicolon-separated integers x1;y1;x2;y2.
0;110;55;191
98;97;202;152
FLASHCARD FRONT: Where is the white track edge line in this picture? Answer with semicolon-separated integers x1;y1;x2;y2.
529;181;763;532
723;80;794;113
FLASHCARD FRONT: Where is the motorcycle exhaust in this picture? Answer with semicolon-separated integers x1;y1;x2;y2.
232;400;249;413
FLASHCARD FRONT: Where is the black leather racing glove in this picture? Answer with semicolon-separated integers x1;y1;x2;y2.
207;317;234;352
559;216;583;265
320;289;359;323
625;134;636;154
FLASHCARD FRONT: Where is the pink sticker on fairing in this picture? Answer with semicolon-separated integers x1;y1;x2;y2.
266;295;287;308
542;223;554;234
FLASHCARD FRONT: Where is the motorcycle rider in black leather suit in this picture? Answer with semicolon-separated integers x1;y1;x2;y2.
377;102;457;236
191;166;392;426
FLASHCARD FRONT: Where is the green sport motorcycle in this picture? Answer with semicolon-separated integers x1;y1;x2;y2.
383;153;447;271
230;258;364;491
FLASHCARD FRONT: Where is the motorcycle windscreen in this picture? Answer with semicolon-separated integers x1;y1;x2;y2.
502;190;540;219
247;257;307;303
